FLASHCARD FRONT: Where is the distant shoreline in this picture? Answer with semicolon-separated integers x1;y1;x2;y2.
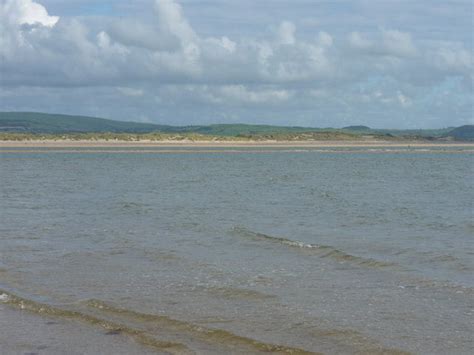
1;139;473;148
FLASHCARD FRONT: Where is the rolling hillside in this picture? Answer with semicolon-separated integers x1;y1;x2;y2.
445;125;474;141
0;112;471;140
0;112;170;133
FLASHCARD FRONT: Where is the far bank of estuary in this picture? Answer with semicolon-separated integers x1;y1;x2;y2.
1;137;474;149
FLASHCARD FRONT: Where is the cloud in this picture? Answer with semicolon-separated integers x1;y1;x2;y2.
154;0;200;71
317;31;333;47
397;91;412;108
155;0;197;44
382;30;418;58
1;0;58;27
155;84;292;106
216;85;292;104
0;0;58;62
347;30;418;58
277;21;296;45
0;0;472;128
348;32;372;50
117;87;144;97
431;43;473;77
107;19;179;51
0;0;469;87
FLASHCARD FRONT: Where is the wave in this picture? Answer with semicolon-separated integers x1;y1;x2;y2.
232;227;474;293
84;299;411;354
0;287;412;354
232;227;395;268
0;289;187;354
84;299;314;354
0;289;314;354
195;285;277;300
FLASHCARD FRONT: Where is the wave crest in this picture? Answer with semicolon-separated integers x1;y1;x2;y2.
232;227;394;268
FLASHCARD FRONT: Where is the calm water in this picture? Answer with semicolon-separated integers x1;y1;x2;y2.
1;147;473;354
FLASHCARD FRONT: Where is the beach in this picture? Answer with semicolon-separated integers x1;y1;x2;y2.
0;303;161;355
1;139;473;148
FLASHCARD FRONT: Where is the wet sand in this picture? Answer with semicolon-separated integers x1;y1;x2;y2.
0;304;160;355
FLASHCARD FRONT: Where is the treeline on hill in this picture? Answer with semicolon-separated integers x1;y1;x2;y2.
0;112;472;141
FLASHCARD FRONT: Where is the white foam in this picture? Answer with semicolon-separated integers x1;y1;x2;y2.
283;240;317;249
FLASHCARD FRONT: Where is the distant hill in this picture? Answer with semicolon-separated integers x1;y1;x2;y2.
0;112;470;140
0;112;319;136
334;125;454;138
0;112;169;133
187;124;316;136
445;125;474;141
342;125;371;131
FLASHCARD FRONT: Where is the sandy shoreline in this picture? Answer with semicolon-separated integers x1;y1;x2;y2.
1;139;473;148
0;304;158;354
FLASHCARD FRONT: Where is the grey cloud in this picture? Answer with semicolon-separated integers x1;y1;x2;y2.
1;0;471;87
107;20;180;51
0;0;472;128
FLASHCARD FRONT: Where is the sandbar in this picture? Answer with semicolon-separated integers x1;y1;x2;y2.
1;139;473;148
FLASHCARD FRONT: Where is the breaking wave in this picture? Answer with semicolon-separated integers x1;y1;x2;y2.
232;227;395;268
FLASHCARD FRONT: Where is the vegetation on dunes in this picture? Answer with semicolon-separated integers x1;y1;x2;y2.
0;112;472;141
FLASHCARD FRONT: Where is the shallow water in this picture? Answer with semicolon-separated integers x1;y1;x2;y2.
0;146;473;354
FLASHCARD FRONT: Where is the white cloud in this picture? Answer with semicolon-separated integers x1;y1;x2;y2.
277;21;296;45
218;85;292;104
219;36;236;53
1;0;58;27
0;0;467;88
382;30;418;57
0;0;58;61
317;31;333;47
348;32;372;49
0;0;471;128
347;30;418;59
158;84;292;105
397;91;412;107
432;43;473;75
155;0;197;46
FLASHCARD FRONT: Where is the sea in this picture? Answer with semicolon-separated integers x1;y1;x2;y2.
0;146;473;354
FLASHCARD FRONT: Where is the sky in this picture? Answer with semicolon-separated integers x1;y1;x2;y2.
0;0;472;128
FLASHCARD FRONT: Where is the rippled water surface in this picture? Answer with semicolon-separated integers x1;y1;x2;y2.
1;147;473;354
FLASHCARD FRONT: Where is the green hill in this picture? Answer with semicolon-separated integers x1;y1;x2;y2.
0;112;325;136
0;112;170;133
445;125;474;141
0;112;470;140
0;112;317;135
188;124;317;136
342;125;371;132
